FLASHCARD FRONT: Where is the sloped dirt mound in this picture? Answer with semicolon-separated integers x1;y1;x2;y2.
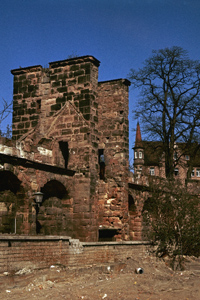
0;255;199;300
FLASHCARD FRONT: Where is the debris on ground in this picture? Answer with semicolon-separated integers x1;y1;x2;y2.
0;255;199;300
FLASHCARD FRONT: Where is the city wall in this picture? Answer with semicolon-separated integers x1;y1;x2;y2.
0;235;149;273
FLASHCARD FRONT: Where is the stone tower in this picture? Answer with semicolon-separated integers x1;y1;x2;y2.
5;55;131;241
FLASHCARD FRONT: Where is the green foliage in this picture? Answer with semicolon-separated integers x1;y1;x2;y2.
143;181;200;270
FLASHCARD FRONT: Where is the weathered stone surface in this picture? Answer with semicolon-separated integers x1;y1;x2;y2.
0;56;136;242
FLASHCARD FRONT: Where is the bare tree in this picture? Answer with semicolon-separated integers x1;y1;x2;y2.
142;180;200;270
0;98;12;138
129;47;200;179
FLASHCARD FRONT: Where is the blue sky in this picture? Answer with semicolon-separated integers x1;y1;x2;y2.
1;0;200;162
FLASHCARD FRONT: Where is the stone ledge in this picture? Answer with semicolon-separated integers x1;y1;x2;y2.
11;65;42;75
49;55;100;68
0;235;150;246
81;241;150;247
0;153;75;176
98;78;131;86
0;235;71;241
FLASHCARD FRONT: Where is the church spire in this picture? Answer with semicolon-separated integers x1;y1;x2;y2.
135;122;142;147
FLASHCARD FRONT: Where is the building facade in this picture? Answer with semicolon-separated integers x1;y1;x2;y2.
133;122;200;184
0;56;138;241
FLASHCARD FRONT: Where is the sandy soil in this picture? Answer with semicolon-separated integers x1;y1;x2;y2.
0;254;200;300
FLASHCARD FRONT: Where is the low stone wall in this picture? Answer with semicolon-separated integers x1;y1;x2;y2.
0;235;149;273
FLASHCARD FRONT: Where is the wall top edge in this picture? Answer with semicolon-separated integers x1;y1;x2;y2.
98;78;131;86
11;65;43;75
49;55;100;68
10;55;101;75
0;235;71;241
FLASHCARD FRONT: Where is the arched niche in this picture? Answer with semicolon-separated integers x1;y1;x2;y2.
38;180;69;235
41;179;68;201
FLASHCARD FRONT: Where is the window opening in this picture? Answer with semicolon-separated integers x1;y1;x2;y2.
150;167;155;176
196;169;200;177
191;169;195;177
59;141;69;168
36;99;41;113
174;168;179;176
98;149;105;180
135;151;138;159
174;152;178;160
139;151;142;159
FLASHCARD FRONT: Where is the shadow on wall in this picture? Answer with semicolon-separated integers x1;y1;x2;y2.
128;194;137;215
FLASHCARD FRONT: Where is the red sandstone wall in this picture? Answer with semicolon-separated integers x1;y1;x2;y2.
0;236;148;273
96;79;130;240
10;57;101;241
0;57;133;242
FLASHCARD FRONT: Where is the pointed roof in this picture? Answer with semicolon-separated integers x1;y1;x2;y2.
135;122;143;148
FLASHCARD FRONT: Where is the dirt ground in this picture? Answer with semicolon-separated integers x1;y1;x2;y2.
0;254;200;300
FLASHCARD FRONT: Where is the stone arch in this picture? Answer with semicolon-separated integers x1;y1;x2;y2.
0;170;25;234
41;179;68;201
38;180;71;235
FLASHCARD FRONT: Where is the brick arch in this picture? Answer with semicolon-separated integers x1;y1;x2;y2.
41;179;68;201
